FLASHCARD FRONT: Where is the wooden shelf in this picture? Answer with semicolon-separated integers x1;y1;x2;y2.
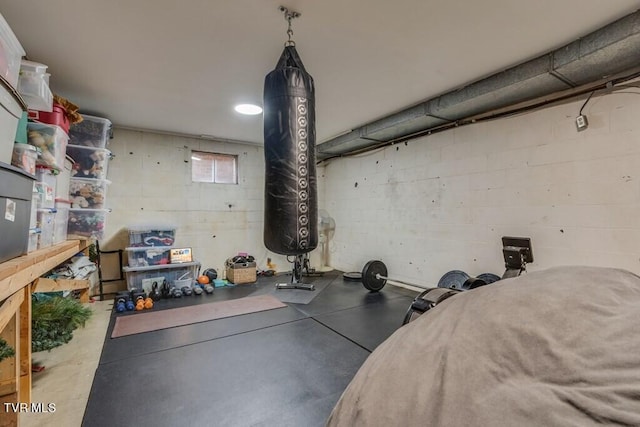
34;277;91;303
0;239;89;426
0;240;89;303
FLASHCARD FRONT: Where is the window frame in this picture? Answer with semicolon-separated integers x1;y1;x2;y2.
191;150;239;184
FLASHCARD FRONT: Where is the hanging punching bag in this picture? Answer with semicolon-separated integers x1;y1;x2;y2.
263;45;318;255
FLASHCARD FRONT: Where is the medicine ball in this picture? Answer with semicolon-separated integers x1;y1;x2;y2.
203;268;218;282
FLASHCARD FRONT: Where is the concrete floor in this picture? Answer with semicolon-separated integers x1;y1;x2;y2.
20;300;112;427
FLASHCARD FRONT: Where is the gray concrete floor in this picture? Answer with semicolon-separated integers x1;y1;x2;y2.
20;300;112;427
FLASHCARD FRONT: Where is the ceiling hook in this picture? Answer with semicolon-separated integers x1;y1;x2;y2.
279;6;301;47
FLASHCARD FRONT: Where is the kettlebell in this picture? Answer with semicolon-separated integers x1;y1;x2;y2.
116;298;126;313
150;282;161;302
161;279;171;299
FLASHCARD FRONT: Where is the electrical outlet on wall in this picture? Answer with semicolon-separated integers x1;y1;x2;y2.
576;114;589;131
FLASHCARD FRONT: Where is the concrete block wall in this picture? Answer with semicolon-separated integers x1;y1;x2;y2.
102;129;296;278
322;88;640;286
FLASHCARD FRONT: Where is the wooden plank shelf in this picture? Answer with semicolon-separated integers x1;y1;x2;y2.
0;240;89;303
34;278;90;303
0;239;90;426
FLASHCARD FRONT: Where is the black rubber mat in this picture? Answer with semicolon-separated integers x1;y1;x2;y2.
86;271;419;426
83;318;369;427
291;277;414;317
101;306;308;364
314;295;415;351
250;272;339;304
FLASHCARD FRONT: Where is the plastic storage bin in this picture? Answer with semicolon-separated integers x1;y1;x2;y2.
17;61;53;112
56;156;73;200
125;247;172;267
11;142;39;175
0;78;23;165
14;110;27;144
122;261;201;293
27;228;39;253
0;13;26;88
69;114;111;148
35;166;57;193
34;181;55;209
66;145;110;180
53;199;70;244
36;208;56;249
27;122;68;171
69;178;109;209
28;103;70;134
128;226;176;247
67;208;108;240
0;161;35;263
29;191;38;228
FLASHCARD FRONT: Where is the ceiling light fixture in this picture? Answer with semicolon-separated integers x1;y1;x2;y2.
234;104;263;115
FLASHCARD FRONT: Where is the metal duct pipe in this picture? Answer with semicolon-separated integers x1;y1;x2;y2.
317;9;640;160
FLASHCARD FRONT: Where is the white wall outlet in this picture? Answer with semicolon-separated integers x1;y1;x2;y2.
576;114;589;131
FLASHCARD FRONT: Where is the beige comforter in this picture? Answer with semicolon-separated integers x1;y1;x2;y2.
327;266;640;426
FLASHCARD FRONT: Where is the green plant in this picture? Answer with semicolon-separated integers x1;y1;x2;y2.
88;243;98;263
32;296;92;353
0;337;15;362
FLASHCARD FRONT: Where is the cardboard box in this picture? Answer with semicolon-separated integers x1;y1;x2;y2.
226;265;257;284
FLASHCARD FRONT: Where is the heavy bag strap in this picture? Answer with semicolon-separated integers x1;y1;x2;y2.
264;45;314;101
275;45;307;73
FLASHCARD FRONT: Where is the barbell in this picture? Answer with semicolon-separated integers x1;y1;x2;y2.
361;260;497;292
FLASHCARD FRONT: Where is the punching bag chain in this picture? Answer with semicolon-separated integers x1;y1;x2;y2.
279;5;301;47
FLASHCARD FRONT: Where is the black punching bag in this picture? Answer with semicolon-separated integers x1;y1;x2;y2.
263;45;317;255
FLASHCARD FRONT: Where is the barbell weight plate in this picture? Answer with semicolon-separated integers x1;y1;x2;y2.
437;270;470;290
362;260;388;292
343;272;362;282
477;273;501;284
461;277;488;290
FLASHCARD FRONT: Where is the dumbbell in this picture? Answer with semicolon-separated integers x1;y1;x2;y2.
115;291;135;311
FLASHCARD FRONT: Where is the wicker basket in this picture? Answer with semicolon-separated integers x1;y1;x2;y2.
226;267;257;284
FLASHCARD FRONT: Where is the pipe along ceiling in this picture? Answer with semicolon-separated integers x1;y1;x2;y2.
316;9;640;161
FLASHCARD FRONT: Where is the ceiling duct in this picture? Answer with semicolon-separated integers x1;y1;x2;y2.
317;10;640;160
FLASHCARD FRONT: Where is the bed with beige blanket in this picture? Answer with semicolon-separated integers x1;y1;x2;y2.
327;266;640;426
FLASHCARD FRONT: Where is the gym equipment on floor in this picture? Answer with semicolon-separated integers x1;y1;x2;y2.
275;254;316;291
361;262;487;293
360;236;533;324
264;7;318;292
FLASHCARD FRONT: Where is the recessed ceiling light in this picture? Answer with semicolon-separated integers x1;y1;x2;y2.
234;104;263;115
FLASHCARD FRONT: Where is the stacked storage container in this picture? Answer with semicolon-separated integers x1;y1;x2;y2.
32;166;56;249
66;114;112;241
10;54;78;251
122;227;201;293
0;13;26;168
0;17;40;259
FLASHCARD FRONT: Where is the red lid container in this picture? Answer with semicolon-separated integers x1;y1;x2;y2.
28;103;70;134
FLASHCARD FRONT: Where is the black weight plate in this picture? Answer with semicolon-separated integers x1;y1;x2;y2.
343;272;362;282
477;273;501;284
461;277;487;291
437;270;470;290
362;260;387;292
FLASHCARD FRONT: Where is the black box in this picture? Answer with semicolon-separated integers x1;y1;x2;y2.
0;161;35;264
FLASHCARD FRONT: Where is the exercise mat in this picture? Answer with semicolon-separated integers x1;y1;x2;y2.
272;277;333;304
111;295;287;338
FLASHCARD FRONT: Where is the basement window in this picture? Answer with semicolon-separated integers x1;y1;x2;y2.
191;151;238;184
